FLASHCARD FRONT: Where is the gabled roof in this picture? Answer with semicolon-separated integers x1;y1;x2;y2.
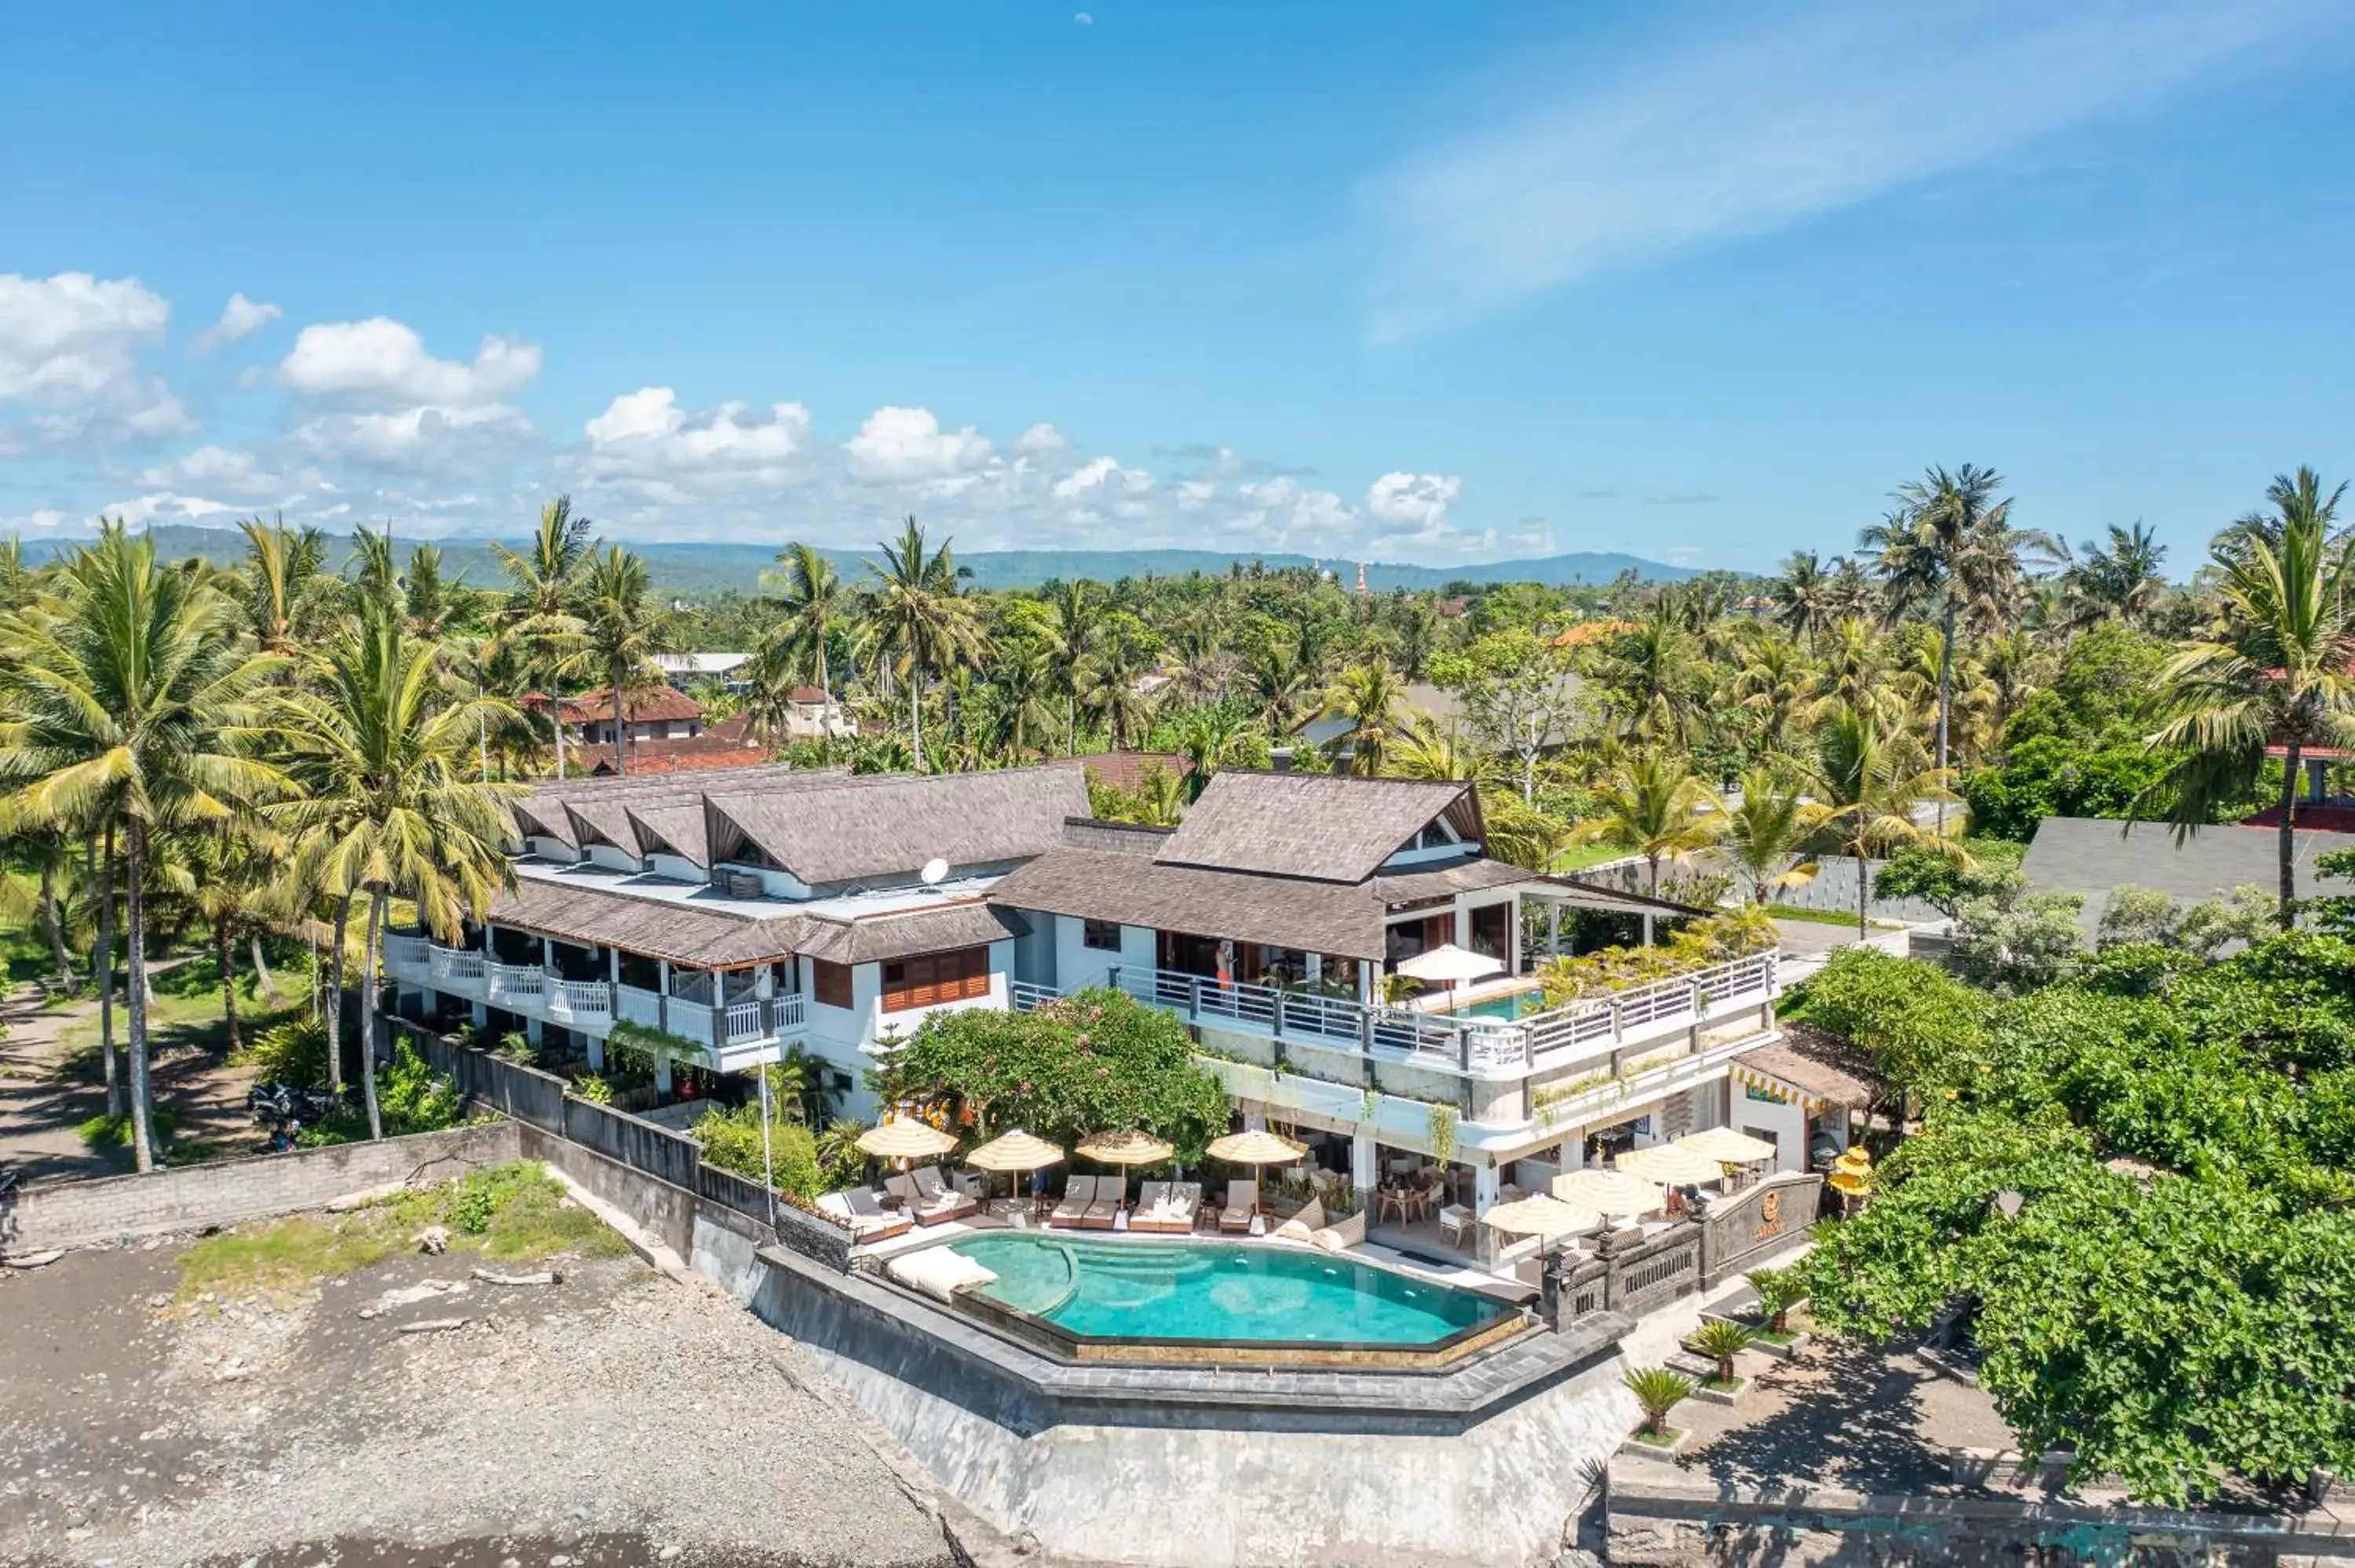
487;877;801;968
792;900;1030;965
990;844;1395;959
576;736;767;777
507;762;813;849
705;768;1090;886
625;802;710;867
524;686;706;725
1153;772;1481;884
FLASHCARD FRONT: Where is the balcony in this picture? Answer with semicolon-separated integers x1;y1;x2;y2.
545;978;613;1028
1106;950;1776;1085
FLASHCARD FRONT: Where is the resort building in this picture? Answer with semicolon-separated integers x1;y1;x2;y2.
384;765;1809;1240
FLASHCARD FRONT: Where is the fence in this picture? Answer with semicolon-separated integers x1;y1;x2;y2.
1546;1171;1821;1329
385;1015;855;1271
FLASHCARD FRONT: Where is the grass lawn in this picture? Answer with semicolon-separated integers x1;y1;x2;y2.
1628;1427;1684;1449
1763;903;1902;931
1700;1374;1748;1396
1551;842;1636;873
57;980;303;1066
177;1161;629;1302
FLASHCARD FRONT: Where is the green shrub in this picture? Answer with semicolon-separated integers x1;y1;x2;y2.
78;1104;185;1151
1688;1318;1758;1383
1623;1366;1694;1436
491;1030;534;1063
232;1018;330;1088
572;1073;615;1104
692;1102;826;1197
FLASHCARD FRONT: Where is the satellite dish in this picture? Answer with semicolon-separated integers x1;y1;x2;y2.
920;858;949;886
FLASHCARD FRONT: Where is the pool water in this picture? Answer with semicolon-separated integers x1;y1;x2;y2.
1443;986;1548;1021
945;1233;1505;1347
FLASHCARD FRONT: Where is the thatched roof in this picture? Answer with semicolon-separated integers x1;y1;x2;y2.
706;768;1089;885
1739;1023;1884;1110
563;796;644;855
510;762;811;849
1155;772;1480;884
1370;857;1545;904
487;877;801;968
1056;818;1173;855
991;846;1395;959
792;900;1029;965
626;803;709;867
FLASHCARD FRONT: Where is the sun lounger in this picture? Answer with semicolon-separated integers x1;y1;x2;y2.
1218;1179;1259;1234
1130;1180;1199;1234
1083;1176;1123;1229
885;1172;972;1227
818;1187;912;1243
1049;1175;1097;1229
911;1165;980;1223
886;1247;998;1303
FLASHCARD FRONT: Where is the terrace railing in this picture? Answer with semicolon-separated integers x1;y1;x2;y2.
1010;980;1062;1013
546;978;613;1026
485;961;545;1005
383;935;430;979
427;944;485;991
615;983;664;1031
1108;949;1776;1082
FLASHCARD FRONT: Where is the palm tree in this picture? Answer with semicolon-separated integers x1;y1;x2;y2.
0;526;286;1169
237;514;331;656
1388;716;1484;783
493;496;596;779
1575;753;1720;903
347;524;402;613
1720;769;1821;907
1806;706;1961;934
2062;522;2169;627
403;543;462;640
863;517;984;768
1046;578;1102;755
1243;635;1313;736
579;545;673;779
2146;482;2355;928
1320;662;1405;775
1171;707;1254;799
1730;632;1812;761
1074;624;1159;751
275;607;517;1137
990;640;1061;760
763;542;845;698
1773;551;1834;649
1594;611;1707;746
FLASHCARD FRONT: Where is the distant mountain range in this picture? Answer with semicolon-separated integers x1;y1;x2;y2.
22;526;1703;595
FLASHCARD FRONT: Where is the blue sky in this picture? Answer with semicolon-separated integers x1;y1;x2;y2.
3;1;2353;571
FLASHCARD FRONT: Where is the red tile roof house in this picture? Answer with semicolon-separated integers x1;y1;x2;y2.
524;686;708;748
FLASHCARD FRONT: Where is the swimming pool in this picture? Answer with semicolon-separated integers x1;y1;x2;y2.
1439;985;1549;1021
941;1232;1512;1358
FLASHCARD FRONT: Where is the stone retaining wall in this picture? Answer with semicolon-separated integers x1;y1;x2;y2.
1606;1457;2355;1566
0;1121;521;1253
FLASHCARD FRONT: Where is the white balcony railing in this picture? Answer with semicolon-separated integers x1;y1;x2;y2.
1010;980;1062;1012
428;945;485;990
769;993;807;1035
615;983;663;1030
1110;950;1776;1080
383;935;430;978
546;978;612;1025
666;996;714;1043
721;997;766;1046
485;961;545;1005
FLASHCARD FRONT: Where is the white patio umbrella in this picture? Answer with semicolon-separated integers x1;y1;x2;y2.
1480;1194;1602;1241
1674;1126;1779;1165
1550;1167;1667;1217
966;1129;1065;1215
1205;1129;1309;1166
1393;943;1506;990
1616;1144;1727;1187
855;1118;960;1164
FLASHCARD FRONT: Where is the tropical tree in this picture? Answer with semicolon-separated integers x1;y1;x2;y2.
864;517;984;767
493;495;596;779
1575;753;1720;902
0;526;286;1168
1806;705;1961;933
2145;477;2355;927
1719;768;1821;906
274;607;516;1138
1046;578;1102;755
1170;706;1254;799
1321;661;1405;775
236;514;331;656
763;541;845;698
1773;550;1834;648
2061;522;2169;628
1242;634;1314;736
578;545;673;778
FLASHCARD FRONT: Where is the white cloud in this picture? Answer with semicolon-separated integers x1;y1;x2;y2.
1050;454;1152;501
845;405;994;482
1365;471;1463;531
292;403;536;471
193;292;282;352
1013;421;1070;456
139;443;275;493
98;491;246;527
279;317;542;406
0;272;170;404
578;387;814;498
1367;0;2345;332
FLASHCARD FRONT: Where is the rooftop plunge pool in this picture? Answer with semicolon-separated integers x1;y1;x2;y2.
940;1232;1524;1367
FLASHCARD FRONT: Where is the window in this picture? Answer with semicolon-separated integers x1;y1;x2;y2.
881;946;992;1012
1081;918;1121;952
812;959;853;1010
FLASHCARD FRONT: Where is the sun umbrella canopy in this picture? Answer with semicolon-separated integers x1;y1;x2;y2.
1393;943;1506;985
1616;1144;1726;1186
1551;1168;1667;1217
1480;1194;1601;1239
1075;1130;1176;1166
1205;1129;1309;1166
1674;1126;1779;1165
856;1118;960;1161
966;1129;1066;1173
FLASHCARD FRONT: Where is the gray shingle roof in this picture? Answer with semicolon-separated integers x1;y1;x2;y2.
487;877;801;968
990;845;1393;958
626;803;709;867
510;762;814;849
706;768;1090;885
792;901;1030;965
1153;772;1479;884
2024;816;2355;914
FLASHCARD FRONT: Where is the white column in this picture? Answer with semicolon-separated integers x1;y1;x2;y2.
1548;901;1562;957
654;1052;674;1094
585;1032;604;1072
754;965;774;1000
1351;1128;1376;1198
1305;953;1323;984
1453;897;1472;949
608;947;620;986
1559;1136;1583;1172
1473;1160;1501;1212
541;935;554;974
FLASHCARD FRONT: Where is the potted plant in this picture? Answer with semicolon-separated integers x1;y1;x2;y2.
1687;1318;1758;1394
1623;1366;1695;1449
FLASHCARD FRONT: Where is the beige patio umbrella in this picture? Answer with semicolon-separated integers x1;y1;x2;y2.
1550;1167;1666;1218
1616;1144;1727;1187
966;1129;1066;1215
1075;1130;1177;1213
1674;1126;1779;1165
1206;1129;1309;1166
1480;1194;1601;1242
1394;943;1505;993
856;1118;960;1164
